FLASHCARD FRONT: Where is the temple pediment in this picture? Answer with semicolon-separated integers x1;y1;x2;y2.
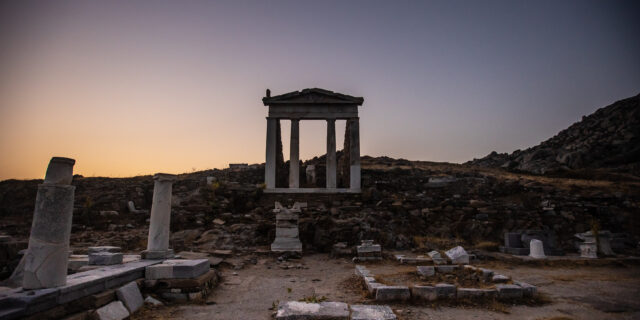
263;88;364;106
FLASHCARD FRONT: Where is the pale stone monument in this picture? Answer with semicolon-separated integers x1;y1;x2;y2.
271;202;302;252
142;173;177;259
262;88;363;193
23;157;76;289
528;239;546;259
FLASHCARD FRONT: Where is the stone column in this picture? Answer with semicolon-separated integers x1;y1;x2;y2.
142;173;177;259
265;117;277;189
23;157;76;289
349;117;361;191
326;119;337;188
289;119;300;188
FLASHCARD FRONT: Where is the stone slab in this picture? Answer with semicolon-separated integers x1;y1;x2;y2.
88;247;121;254
0;260;160;319
434;283;457;299
514;281;537;297
155;270;217;289
145;264;173;280
94;300;129;320
496;284;524;300
275;301;350;320
89;253;123;266
445;246;469;264
416;266;435;277
355;265;371;277
411;285;437;301
435;265;458;273
350;305;397;320
457;288;497;299
492;274;510;283
115;281;143;313
162;259;210;279
375;286;410;301
271;238;303;252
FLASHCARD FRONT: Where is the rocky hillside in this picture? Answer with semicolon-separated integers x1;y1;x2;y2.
468;94;640;175
1;157;639;260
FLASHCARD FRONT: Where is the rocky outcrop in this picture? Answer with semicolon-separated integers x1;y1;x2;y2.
468;94;640;175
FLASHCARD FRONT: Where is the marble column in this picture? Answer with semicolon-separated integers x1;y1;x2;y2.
349;117;361;190
265;117;277;189
289;119;300;188
326;119;337;188
142;173;177;259
23;157;76;289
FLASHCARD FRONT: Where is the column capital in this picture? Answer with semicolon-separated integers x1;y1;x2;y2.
153;173;177;182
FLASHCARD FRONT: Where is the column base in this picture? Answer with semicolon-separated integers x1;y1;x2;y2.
271;238;302;252
141;249;174;260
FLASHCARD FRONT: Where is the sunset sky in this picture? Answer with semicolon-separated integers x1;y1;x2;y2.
1;0;639;180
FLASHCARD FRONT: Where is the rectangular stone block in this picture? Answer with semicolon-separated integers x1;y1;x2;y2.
156;270;218;289
165;259;209;279
457;288;496;299
445;246;469;264
435;283;457;299
276;301;350;320
496;284;524;300
145;264;173;280
514;281;537;297
492;274;510;283
88;246;121;254
350;305;397;320
115;281;143;313
417;266;435;277
355;265;371;277
94;301;129;320
435;265;458;273
276;227;299;238
89;252;123;266
375;286;410;301
411;285;437;301
478;268;494;282
357;244;381;254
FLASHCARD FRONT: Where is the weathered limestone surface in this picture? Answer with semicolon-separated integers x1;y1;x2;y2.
89;252;123;266
275;301;349;320
529;239;546;258
496;284;524;299
416;266;435;277
350;305;396;320
145;259;209;280
23;157;76;290
375;286;410;301
142;173;177;260
88;247;122;254
94;300;129;320
115;281;143;313
445;246;469;264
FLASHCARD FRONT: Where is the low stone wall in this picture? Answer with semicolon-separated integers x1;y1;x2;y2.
355;265;537;303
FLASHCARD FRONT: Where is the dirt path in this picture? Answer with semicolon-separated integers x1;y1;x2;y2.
137;254;640;320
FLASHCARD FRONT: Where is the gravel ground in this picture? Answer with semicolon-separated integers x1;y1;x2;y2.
135;253;640;320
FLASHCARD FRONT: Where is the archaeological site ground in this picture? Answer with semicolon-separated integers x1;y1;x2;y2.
0;90;639;320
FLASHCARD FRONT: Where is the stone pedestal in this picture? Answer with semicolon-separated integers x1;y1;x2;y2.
271;202;302;252
23;157;76;289
142;173;177;260
355;240;382;261
529;239;546;259
580;242;598;258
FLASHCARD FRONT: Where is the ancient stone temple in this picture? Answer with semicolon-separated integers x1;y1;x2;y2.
262;88;364;193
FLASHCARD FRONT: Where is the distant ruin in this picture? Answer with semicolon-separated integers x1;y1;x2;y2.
262;88;364;193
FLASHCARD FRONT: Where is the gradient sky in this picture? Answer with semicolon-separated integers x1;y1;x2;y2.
1;0;639;180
